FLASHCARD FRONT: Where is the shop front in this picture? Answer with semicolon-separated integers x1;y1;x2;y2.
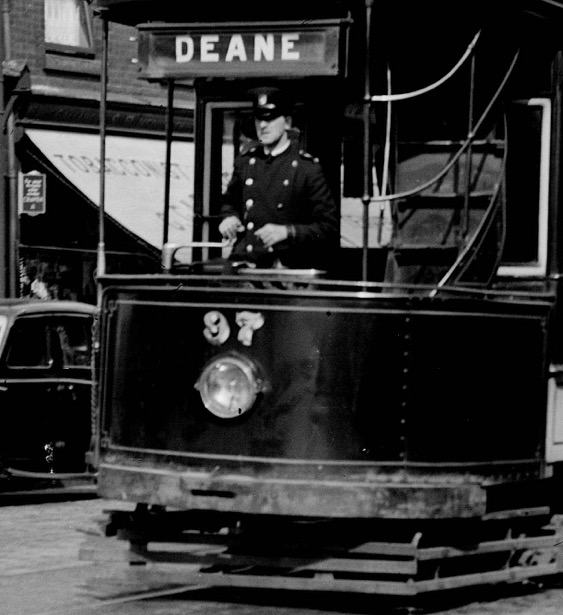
15;105;194;303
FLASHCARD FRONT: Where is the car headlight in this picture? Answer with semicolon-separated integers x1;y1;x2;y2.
195;353;264;419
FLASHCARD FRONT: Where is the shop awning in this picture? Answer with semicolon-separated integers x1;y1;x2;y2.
25;128;194;251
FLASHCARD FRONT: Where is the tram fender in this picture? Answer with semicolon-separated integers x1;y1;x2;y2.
97;461;488;519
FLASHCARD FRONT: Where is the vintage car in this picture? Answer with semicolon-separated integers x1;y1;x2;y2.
0;299;96;489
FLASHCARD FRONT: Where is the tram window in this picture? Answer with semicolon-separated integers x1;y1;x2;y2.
340;111;392;250
395;145;503;197
502;104;549;274
381;99;549;278
497;100;550;276
204;103;253;235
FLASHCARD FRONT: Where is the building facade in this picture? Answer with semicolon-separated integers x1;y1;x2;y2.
2;0;194;303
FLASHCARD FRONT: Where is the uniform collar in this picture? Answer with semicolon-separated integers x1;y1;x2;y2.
263;139;291;158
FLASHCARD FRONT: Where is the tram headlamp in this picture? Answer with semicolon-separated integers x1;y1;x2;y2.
195;353;264;419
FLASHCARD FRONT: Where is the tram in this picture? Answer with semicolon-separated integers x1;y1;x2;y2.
84;0;563;595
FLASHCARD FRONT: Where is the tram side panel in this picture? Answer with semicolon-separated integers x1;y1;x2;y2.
96;284;551;517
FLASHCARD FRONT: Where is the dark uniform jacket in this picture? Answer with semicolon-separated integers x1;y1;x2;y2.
220;140;338;269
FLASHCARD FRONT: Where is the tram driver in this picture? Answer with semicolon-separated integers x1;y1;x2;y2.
219;87;339;271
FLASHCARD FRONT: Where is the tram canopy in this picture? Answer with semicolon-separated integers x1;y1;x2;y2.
92;0;563;26
91;0;351;25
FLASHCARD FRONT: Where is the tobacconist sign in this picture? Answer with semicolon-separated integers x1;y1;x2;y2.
19;171;47;216
137;20;349;80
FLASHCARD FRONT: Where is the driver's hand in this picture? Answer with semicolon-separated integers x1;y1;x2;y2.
219;216;244;241
255;224;289;249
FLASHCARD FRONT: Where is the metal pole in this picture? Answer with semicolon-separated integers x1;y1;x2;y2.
362;0;374;283
4;0;17;298
163;78;174;248
550;50;563;278
462;53;476;242
0;3;7;297
96;11;108;306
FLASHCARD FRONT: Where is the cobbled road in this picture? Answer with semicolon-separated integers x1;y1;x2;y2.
1;496;563;615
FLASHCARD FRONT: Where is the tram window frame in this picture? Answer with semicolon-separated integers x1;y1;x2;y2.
497;98;550;277
201;102;253;257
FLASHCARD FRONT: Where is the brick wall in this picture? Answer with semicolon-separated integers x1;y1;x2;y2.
7;0;193;111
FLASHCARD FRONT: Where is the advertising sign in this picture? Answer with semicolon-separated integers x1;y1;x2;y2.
19;171;47;216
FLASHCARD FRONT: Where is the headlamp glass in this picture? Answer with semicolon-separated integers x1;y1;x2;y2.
196;354;261;419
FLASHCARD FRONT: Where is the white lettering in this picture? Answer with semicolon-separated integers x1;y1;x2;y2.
201;35;219;62
176;36;194;62
236;311;264;346
203;311;230;345
225;34;247;62
254;34;274;61
281;33;300;60
175;32;304;64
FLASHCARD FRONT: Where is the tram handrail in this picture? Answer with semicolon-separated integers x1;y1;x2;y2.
96;273;556;304
162;241;228;270
162;242;327;279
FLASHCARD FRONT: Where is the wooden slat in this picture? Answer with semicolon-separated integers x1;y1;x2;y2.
350;541;417;556
140;545;417;575
184;562;558;595
168;569;419;596
414;562;559;593
119;531;420;558
147;542;228;555
418;534;559;561
481;506;551;521
295;557;416;575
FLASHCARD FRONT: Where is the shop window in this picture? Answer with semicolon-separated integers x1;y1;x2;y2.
44;0;94;57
